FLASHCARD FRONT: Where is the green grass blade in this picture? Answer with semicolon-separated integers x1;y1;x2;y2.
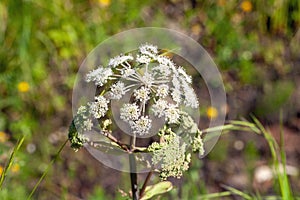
221;185;252;200
251;115;293;200
0;135;26;188
229;120;261;134
278;110;292;199
27;139;68;199
198;191;231;199
203;120;261;142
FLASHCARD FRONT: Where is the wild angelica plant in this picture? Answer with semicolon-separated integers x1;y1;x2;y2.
69;44;205;199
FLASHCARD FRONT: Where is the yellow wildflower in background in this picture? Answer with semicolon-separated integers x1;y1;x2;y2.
17;81;30;93
207;106;218;119
241;0;252;12
11;163;20;173
0;165;3;176
191;24;201;35
98;0;111;7
0;131;8;143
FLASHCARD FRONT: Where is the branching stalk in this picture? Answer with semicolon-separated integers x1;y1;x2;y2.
140;171;153;198
92;127;130;152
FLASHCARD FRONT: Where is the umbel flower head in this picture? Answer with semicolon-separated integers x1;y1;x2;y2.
70;43;204;179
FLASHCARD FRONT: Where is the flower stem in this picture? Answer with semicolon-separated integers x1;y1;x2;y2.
129;153;139;200
131;133;136;149
129;134;139;200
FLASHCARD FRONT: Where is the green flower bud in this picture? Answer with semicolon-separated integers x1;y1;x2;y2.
68;120;89;151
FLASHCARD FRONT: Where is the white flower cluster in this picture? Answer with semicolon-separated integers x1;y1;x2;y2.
120;103;140;121
71;43;205;178
86;67;113;87
130;116;152;136
120;103;152;136
108;54;134;67
89;96;109;119
108;81;127;100
73;96;110;134
78;43;200;137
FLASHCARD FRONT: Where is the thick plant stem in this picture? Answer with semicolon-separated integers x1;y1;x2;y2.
129;153;139;200
129;133;139;200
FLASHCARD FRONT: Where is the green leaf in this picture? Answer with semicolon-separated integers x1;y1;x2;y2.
140;181;173;200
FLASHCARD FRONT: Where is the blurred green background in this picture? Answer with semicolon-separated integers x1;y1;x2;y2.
0;0;300;199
